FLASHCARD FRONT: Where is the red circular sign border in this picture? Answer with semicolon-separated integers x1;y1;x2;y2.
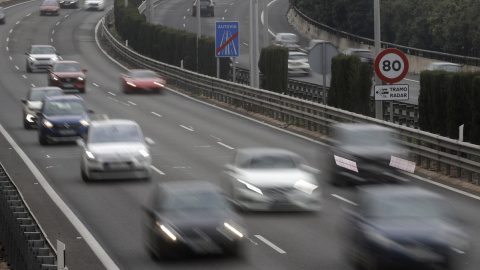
374;48;409;84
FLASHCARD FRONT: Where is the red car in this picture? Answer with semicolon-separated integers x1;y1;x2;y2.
120;69;167;94
40;0;60;16
48;61;87;93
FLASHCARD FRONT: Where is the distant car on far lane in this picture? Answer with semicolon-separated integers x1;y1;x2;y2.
40;0;60;16
192;0;214;17
288;51;311;76
426;62;462;72
120;69;167;94
273;33;300;51
59;0;78;8
0;7;6;24
84;0;105;11
21;86;63;129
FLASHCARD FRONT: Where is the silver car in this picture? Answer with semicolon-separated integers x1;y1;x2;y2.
25;45;60;72
288;51;311;76
221;148;322;212
21;87;63;129
78;119;154;181
84;0;105;11
272;33;300;50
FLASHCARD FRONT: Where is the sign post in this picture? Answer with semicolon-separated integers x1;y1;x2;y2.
215;21;239;80
374;48;409;122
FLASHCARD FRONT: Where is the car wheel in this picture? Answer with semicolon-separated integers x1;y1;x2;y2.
81;169;90;182
23;116;32;130
26;62;32;73
79;88;85;93
38;133;48;145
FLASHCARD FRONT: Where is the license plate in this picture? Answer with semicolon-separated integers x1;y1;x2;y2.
105;162;130;170
62;83;74;88
59;130;76;135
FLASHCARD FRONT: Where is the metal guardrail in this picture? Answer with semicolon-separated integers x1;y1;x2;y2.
0;164;57;270
291;5;480;67
100;10;480;183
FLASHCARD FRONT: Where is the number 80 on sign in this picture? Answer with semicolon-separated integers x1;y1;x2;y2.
374;48;409;84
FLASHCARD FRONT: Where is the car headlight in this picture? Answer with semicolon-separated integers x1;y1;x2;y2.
43;119;53;128
156;222;178;241
223;222;244;238
139;149;150;158
51;56;59;61
127;81;136;87
77;76;84;81
237;179;262;195
154;81;165;87
85;150;95;160
79;119;90;127
365;230;402;250
29;56;36;61
51;74;59;81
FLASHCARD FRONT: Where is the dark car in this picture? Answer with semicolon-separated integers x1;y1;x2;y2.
343;48;374;68
325;123;414;186
48;60;87;93
37;95;92;145
21;86;63;129
40;0;60;16
143;181;247;259
342;185;470;270
0;7;6;24
192;0;214;17
58;0;78;8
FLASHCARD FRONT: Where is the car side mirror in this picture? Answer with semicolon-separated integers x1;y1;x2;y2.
25;52;29;55
87;109;94;114
76;138;85;147
21;99;27;104
145;137;155;145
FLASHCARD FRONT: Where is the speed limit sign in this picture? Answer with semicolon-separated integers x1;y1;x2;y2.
374;48;409;84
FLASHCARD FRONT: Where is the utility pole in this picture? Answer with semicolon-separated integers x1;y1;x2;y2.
249;0;259;88
374;0;382;119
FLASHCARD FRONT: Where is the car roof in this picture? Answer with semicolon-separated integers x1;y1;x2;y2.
428;62;461;67
53;60;79;64
90;119;138;128
359;185;443;201
30;86;63;92
236;147;298;156
157;181;222;194
289;51;307;56
31;45;54;48
334;123;394;133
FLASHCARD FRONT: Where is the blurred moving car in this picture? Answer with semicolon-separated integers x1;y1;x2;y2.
48;60;87;93
143;181;246;259
325;123;413;186
37;95;92;145
84;0;104;10
59;0;78;8
288;51;311;76
342;185;470;270
343;48;374;68
426;62;462;72
273;33;300;51
221;148;322;212
192;0;214;17
120;69;167;94
25;45;61;73
0;7;6;24
77;119;154;181
21;86;63;129
40;0;60;16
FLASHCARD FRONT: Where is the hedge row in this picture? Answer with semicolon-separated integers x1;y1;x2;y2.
328;55;373;116
113;0;230;79
418;71;480;144
258;46;289;93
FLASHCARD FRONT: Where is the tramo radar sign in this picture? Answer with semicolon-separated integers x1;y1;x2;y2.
374;48;409;84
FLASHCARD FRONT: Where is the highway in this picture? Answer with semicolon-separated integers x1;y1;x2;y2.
0;0;477;269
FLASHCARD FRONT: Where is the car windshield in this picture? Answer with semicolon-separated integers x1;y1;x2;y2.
239;154;298;169
130;71;156;78
429;64;461;72
53;63;80;72
363;195;453;221
161;191;227;212
29;90;62;101
289;54;307;61
31;47;56;55
281;34;298;41
43;1;58;6
43;100;85;116
353;51;372;58
89;124;141;143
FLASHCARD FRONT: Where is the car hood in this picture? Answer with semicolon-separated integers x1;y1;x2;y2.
27;101;43;110
87;142;147;156
236;169;317;188
52;72;84;78
369;217;466;243
45;114;87;123
29;53;57;58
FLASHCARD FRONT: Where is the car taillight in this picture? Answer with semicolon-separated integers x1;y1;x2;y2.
209;4;213;7
193;4;196;7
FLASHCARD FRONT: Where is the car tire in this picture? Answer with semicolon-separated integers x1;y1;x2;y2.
23;116;32;130
38;133;48;145
81;169;90;182
26;62;32;73
79;88;85;93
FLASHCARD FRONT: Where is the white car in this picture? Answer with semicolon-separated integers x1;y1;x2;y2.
84;0;105;11
21;87;63;129
288;51;311;76
78;119;154;181
426;62;462;72
221;148;322;212
25;45;61;73
273;32;300;50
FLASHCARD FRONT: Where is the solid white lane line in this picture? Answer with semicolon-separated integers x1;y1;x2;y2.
331;194;358;206
217;142;234;149
108;92;116;96
151;112;162;117
150;165;165;175
180;125;194;131
255;235;286;254
92;83;99;87
22;75;26;79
